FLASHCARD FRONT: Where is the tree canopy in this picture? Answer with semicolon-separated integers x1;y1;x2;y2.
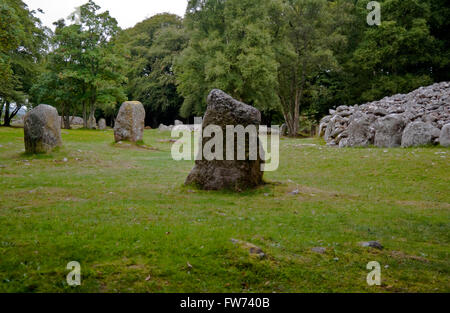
1;0;448;135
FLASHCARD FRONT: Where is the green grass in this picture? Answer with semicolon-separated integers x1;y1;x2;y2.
0;127;449;293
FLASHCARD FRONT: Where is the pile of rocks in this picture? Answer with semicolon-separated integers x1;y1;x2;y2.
320;82;450;147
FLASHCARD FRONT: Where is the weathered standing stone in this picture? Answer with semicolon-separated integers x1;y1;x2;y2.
401;121;440;147
24;104;62;154
98;118;107;130
439;124;450;147
185;89;264;191
114;101;145;142
374;114;406;148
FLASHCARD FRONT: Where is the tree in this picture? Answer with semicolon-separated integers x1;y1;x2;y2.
175;0;279;119
30;1;127;128
120;14;188;127
0;0;46;126
274;0;345;136
347;0;437;103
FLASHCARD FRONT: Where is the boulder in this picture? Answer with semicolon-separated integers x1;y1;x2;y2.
98;118;107;130
374;114;406;148
174;120;183;126
401;121;441;147
24;104;62;154
185;89;264;191
439;124;450;147
70;116;84;126
339;113;375;148
158;124;173;131
114;101;145;142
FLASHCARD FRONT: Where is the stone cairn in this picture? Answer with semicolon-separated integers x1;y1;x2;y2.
114;101;145;143
185;89;265;191
320;82;450;148
24;104;62;154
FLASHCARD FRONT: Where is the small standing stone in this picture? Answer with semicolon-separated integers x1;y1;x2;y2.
24;104;62;154
98;118;107;130
114;101;145;143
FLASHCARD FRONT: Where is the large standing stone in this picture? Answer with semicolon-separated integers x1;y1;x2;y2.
185;89;264;191
114;101;145;143
24;104;62;154
374;114;406;148
401;121;441;147
98;118;107;130
439;124;450;147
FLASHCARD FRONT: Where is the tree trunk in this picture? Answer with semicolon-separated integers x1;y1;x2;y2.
61;105;71;129
0;102;4;124
82;102;88;129
3;102;11;126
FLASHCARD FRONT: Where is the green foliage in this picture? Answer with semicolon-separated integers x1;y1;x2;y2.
31;1;127;127
0;0;45;125
345;0;443;103
119;14;188;126
0;127;449;292
176;0;279;118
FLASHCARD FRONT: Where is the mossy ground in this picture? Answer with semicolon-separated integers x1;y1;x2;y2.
0;127;448;292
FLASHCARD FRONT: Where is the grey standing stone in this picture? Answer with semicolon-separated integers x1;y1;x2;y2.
24;104;62;154
114;101;145;143
185;89;264;191
98;118;107;130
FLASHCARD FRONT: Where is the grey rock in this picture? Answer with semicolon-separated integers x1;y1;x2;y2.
98;118;107;130
360;241;384;250
158;124;173;131
114;101;145;142
374;114;406;148
401;122;440;147
311;247;327;254
320;82;450;148
339;113;375;147
185;89;264;191
439;124;450;147
231;239;266;259
24;104;62;154
174;120;183;126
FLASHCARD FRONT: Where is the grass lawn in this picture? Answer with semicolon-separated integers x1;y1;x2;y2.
0;126;448;293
